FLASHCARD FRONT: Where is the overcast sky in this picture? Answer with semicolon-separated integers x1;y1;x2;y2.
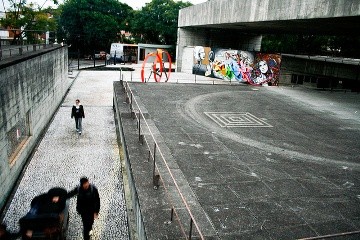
1;0;208;11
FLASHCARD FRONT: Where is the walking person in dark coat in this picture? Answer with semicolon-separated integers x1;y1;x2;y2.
67;177;100;240
71;99;85;134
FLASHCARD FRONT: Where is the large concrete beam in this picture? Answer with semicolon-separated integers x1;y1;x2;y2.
179;0;360;26
178;0;360;35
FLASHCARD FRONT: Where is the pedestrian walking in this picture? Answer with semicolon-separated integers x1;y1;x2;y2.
67;177;100;240
71;99;85;134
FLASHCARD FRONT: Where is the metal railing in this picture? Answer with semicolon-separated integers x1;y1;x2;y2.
0;43;56;61
68;50;120;70
121;80;205;240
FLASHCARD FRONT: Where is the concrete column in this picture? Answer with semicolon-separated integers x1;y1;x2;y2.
176;28;209;72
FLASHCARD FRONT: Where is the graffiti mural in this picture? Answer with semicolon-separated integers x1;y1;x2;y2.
192;47;281;86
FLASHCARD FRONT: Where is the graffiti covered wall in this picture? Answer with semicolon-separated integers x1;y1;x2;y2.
193;46;281;86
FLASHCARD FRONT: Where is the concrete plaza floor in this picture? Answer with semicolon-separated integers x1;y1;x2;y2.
2;70;129;239
2;62;360;239
114;64;360;239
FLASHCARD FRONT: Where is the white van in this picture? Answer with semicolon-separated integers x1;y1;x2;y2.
110;43;138;63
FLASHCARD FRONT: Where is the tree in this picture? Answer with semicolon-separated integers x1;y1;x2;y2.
58;0;132;54
129;0;191;45
261;34;360;58
0;0;58;44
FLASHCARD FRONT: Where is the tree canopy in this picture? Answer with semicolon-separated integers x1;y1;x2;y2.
261;34;360;58
58;0;133;54
0;0;57;44
129;0;191;45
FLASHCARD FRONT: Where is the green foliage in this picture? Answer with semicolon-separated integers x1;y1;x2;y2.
0;0;57;44
58;0;132;54
261;34;360;58
129;0;192;45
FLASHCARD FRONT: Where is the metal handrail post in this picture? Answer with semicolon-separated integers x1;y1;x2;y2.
189;218;193;240
124;81;127;93
93;50;96;67
170;208;174;221
77;49;80;70
152;143;157;178
138;116;142;143
130;93;133;118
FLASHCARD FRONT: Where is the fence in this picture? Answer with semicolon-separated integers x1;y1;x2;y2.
120;80;205;239
67;49;136;70
68;50;108;71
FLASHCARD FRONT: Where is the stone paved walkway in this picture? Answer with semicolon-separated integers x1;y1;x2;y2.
2;70;129;240
115;80;360;239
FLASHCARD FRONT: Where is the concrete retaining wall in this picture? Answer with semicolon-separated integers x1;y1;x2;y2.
280;55;360;88
0;46;71;211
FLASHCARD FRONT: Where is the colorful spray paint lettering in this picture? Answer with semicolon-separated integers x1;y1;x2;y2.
193;47;281;86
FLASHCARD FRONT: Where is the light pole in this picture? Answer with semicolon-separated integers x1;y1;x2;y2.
77;34;80;70
0;36;2;60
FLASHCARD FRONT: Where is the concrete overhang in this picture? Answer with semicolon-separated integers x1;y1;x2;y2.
179;0;360;35
181;16;360;35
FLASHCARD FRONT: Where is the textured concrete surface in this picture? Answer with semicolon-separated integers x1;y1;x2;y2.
3;63;360;239
115;71;360;239
176;0;360;72
178;0;360;29
0;46;69;211
2;70;129;239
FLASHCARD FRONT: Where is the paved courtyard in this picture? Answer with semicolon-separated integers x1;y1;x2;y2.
115;73;360;239
2;63;360;239
2;70;129;239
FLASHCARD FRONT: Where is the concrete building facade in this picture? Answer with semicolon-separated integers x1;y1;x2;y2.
176;0;360;84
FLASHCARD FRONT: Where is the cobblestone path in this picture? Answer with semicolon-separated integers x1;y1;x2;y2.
3;71;130;240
